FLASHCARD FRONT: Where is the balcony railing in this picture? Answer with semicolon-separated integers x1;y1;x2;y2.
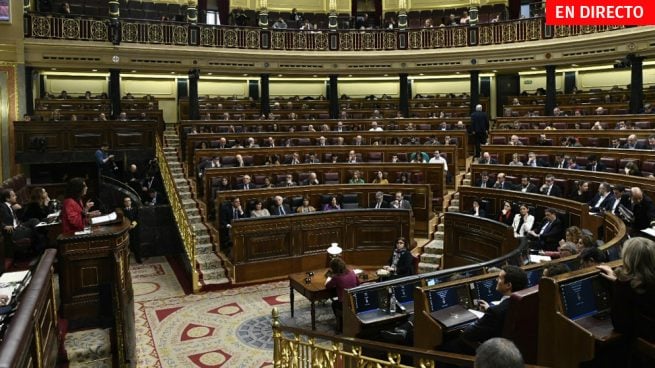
25;14;624;51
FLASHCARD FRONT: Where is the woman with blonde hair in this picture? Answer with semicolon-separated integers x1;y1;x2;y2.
598;237;655;350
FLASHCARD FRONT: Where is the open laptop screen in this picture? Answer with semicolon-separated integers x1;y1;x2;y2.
559;275;610;320
393;282;418;304
427;285;467;312
526;268;544;288
472;278;502;303
353;289;380;314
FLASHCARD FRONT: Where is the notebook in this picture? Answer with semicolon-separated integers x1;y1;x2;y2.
430;304;479;330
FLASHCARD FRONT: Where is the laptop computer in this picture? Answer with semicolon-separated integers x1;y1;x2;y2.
430;305;479;331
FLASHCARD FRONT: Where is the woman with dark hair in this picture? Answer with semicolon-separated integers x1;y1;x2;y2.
497;201;513;225
322;196;341;211
61;177;100;234
22;187;53;222
216;177;232;191
396;172;411;184
569;181;591;203
325;257;359;333
383;237;414;277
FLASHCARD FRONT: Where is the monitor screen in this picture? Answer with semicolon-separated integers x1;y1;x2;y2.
559;276;598;320
393;282;418;304
353;290;380;313
426;277;440;287
472;278;502;303
526;268;544;288
427;286;463;312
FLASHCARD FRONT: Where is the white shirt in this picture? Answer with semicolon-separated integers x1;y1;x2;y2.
512;213;534;237
429;156;448;172
369;127;383;131
4;202;18;227
594;193;608;208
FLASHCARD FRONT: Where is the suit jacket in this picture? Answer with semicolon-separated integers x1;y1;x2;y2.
552;160;569;169
586;162;607;172
462;298;510;344
371;200;390;209
525;158;547;167
512;213;534;237
470;208;487;218
220;204;247;228
387;249;414;277
476;179;494;188
631;194;655;231
470;111;489;134
391;199;412;211
588;193;615;212
235;183;255;190
493;181;514;190
541;184;563;197
0;203;15;230
535;218;564;251
610;193;631;215
519;183;539;194
272;204;292;216
479;158;498;165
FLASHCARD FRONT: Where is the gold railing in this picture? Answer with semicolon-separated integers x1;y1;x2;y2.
25;14;625;51
271;308;474;368
156;135;200;293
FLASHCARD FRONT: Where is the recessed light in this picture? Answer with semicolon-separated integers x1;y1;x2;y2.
207;72;213;75
530;67;537;70
277;74;283;77
571;64;578;67
92;69;98;72
348;74;352;77
312;74;317;77
131;70;137;73
383;74;388;77
455;72;460;74
419;73;424;76
171;72;176;74
492;70;497;73
243;73;248;76
51;68;56;71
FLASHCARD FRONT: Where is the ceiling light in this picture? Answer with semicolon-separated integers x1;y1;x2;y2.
131;70;137;73
530;67;537;70
277;74;283;77
348;74;352;77
571;64;578;67
419;73;424;76
92;69;98;72
383;74;388;77
313;74;317;77
492;70;497;73
243;73;248;76
51;68;56;71
207;72;213;75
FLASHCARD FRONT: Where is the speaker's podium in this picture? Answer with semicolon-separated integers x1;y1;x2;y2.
57;212;136;367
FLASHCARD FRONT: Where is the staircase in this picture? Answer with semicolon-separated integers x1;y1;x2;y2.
162;127;230;289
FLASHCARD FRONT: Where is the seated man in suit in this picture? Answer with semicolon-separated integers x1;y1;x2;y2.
236;175;254;190
518;176;538;194
527;208;564;251
476;171;493;188
609;185;630;215
271;195;291;216
478;152;497;164
371;191;389;209
586;155;606;172
493;173;514;190
540;174;562;197
525;152;547;167
303;172;320;186
442;265;528;356
122;196;142;264
1;189;42;258
391;191;412;213
280;174;297;187
219;197;247;251
588;182;615;212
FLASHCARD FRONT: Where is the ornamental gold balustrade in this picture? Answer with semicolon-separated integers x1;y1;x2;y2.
156;136;200;293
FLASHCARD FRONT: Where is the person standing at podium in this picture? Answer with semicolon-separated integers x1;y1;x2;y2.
325;257;359;334
61;177;100;234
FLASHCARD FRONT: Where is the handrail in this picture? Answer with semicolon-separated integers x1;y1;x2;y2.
100;174;143;205
25;14;624;51
271;307;475;368
155;135;200;292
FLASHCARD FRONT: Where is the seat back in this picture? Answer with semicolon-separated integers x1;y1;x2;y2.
502;286;540;364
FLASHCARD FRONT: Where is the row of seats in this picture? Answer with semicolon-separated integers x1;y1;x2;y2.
500;121;653;130
490;135;650;147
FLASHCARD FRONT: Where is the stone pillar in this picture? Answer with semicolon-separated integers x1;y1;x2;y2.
260;74;270;117
470;70;480;114
109;0;121;45
109;69;121;119
188;68;200;120
398;0;408;29
628;54;644;114
399;73;409;118
545;65;556;116
258;0;268;28
25;67;35;116
187;0;198;23
328;0;337;30
469;0;480;26
329;75;339;119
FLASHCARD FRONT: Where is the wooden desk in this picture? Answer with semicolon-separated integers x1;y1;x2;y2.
288;267;377;330
57;217;136;367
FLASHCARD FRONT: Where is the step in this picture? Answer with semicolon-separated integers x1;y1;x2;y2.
450;199;460;207
200;277;230;287
181;200;196;209
418;262;441;274
196;253;223;270
196;242;214;255
453;192;459;199
447;206;460;212
437;223;444;232
465;172;471;179
434;232;444;240
199;267;227;281
424;239;444;254
64;328;112;366
420;253;442;264
463;179;471;186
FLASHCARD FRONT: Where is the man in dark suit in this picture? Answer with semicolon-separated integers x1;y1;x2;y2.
518;176;538;193
552;155;569;169
122;196;142;263
470;104;489;158
527;208;564;251
525;152;547;167
235;175;254;190
476;172;494;188
443;265;528;355
629;187;655;234
1;189;41;259
219;197;247;250
586;155;607;172
478;152;497;165
272;195;291;216
371;191;390;209
609;185;630;215
540;175;562;197
588;182;615;213
493;173;514;190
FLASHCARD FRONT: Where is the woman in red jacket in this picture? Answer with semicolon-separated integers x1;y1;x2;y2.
61;177;100;234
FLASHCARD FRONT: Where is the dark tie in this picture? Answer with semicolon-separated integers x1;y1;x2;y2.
233;209;238;219
279;207;285;215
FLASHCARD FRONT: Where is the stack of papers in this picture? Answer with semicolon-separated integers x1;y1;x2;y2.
529;254;552;263
0;270;30;285
91;211;117;225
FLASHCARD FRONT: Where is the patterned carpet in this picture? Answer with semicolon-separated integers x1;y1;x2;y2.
132;257;335;368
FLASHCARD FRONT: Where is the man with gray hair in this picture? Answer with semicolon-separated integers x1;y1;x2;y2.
471;104;489;158
474;338;523;368
371;192;389;209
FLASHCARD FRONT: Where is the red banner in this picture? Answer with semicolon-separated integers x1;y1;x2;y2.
546;0;655;26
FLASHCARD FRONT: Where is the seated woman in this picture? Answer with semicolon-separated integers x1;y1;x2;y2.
296;197;316;213
250;200;270;218
383;237;414;278
497;201;513;225
261;176;274;189
541;226;583;259
470;199;486;218
22;187;53;222
216;177;232;191
371;171;389;184
598;237;655;365
569;181;591;203
396;172;411;184
325;257;360;333
322;196;341;211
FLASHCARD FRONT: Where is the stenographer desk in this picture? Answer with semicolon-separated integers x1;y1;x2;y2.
57;216;136;367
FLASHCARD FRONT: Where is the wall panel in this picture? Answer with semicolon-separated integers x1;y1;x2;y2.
413;78;470;95
121;78;176;98
339;80;399;97
45;75;107;96
270;80;325;97
198;80;249;97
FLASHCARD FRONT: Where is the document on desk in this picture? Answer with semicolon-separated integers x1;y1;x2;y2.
91;211;117;225
529;254;552;263
641;228;655;237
